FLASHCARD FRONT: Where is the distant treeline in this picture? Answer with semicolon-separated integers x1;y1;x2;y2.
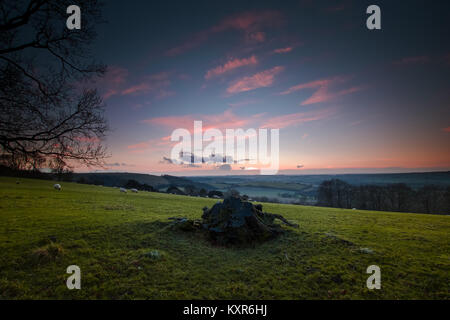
317;179;449;215
0;165;73;181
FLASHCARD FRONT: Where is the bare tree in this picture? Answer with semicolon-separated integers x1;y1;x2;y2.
0;0;108;171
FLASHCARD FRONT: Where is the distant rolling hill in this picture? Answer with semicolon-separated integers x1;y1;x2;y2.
73;172;213;190
189;171;450;189
189;171;450;204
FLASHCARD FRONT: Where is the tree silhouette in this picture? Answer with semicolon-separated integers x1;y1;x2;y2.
0;0;108;170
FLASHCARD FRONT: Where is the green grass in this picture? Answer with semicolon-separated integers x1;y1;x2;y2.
0;176;448;299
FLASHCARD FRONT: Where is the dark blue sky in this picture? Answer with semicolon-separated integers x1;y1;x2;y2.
85;0;450;175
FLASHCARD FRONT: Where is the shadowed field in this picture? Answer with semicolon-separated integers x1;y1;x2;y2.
0;177;448;299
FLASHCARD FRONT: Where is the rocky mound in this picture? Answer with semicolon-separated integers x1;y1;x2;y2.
200;196;297;245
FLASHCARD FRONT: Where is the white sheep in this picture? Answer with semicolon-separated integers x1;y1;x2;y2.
131;188;138;193
54;184;61;191
120;187;127;193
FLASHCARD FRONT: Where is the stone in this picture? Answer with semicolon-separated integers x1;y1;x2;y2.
201;196;298;245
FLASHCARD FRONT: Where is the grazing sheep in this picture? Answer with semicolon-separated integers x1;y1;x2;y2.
54;184;61;191
120;187;127;193
131;188;138;193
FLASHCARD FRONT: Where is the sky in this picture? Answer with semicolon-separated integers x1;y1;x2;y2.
83;0;450;175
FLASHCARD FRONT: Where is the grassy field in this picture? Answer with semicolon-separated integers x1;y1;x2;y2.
0;176;448;299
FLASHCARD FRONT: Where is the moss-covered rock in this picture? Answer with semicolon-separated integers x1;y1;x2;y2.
201;196;297;245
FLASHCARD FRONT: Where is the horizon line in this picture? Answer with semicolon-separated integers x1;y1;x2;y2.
78;167;450;177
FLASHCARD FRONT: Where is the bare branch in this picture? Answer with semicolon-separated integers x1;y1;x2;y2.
0;0;109;170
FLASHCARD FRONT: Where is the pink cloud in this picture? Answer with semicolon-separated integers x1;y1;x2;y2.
121;83;151;95
166;10;283;56
273;47;293;54
280;76;362;105
302;85;363;105
97;67;173;101
127;136;172;153
260;108;335;129
247;31;266;43
127;141;152;150
142;114;195;129
166;31;210;57
280;78;339;95
103;89;119;99
201;110;253;130
120;72;171;97
142;109;258;131
227;66;284;94
205;55;258;80
105;66;128;85
212;10;282;33
93;66;128;99
443;127;450;133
